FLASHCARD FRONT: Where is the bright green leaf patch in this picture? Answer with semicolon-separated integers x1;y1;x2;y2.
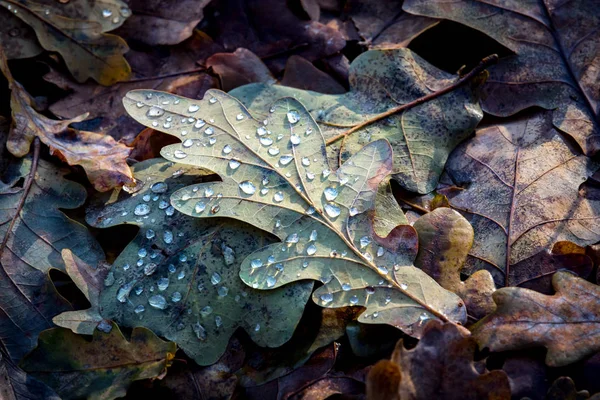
122;88;467;337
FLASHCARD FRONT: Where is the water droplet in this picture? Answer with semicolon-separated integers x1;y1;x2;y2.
239;180;256;195
284;233;298;245
102;9;112;18
144;263;158;276
324;187;338;201
365;286;375;295
419;313;429;323
320;293;333;304
273;192;284;202
174;150;187;159
204;127;214;135
259;137;274;146
302;261;309;268
268;147;280;156
324;203;341;218
322;169;331;178
222;245;235;265
385;295;392;305
147;107;164;117
306;244;317;255
194;120;206;129
215;316;223;328
209;97;217;104
171;292;182;302
211;272;222;285
188;104;199;112
218;286;229;297
164;231;173;244
306;171;315;180
204;187;214;197
223;145;232;154
360;236;371;248
236;113;244;121
266;276;277;287
254;323;260;332
148;295;167;310
279;155;293;165
157;277;169;291
163;121;172;129
377;247;385;257
287;110;300;124
138;248;147;258
134;286;143;295
290;135;301;145
400;282;408;290
134;305;145;314
305;127;313;135
256;127;267;136
150;182;168;194
177;270;185;280
181;139;194;148
211;205;220;214
229;159;241;169
342;283;351;291
349;295;359;305
134;204;151;216
201;306;213;317
120;7;131;17
194;201;206;213
377;265;389;274
193;322;207;340
251;259;263;269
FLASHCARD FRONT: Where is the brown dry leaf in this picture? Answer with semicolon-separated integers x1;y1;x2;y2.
0;48;133;191
115;0;211;45
346;0;439;48
202;0;345;73
413;207;496;319
367;320;511;400
438;111;600;287
403;0;600;156
473;271;600;367
1;0;131;85
280;55;345;94
206;48;275;92
45;31;220;142
128;127;179;162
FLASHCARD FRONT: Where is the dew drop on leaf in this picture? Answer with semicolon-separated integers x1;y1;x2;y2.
324;187;338;201
147;106;164;117
229;159;241;170
287;110;300;124
144;263;158;276
148;295;167;309
324;203;341;218
273;192;284;202
320;293;333;304
134;305;145;314
211;272;222;285
171;292;182;302
251;259;263;269
134;204;151;216
150;182;168;193
266;276;277;287
188;104;199;113
306;244;317;255
279;154;293;165
157;277;169;291
239;181;257;195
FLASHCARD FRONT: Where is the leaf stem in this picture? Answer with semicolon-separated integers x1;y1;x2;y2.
0;137;41;259
325;54;499;146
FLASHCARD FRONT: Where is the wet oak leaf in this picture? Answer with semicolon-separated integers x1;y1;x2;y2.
438;111;600;286
0;50;134;191
230;48;484;194
0;6;42;59
413;207;496;319
367;320;511;400
20;323;176;400
403;0;600;156
79;159;312;365
0;0;131;85
123;88;467;337
472;271;600;367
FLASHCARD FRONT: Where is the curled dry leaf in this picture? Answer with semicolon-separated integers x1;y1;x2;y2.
206;48;276;92
123;88;467;337
77;159;312;365
413;207;496;319
367;320;511;400
21;323;176;400
404;0;600;156
438;111;600;286
231;48;484;194
0;49;134;191
473;271;600;367
0;0;131;85
0;157;103;361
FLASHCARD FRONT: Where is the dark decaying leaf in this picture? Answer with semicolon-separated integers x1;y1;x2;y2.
231;48;484;194
413;207;496;319
473;271;600;367
367;320;511;400
21;322;176;400
206;48;276;92
280;55;346;95
0;157;103;361
75;158;312;365
546;377;598;400
0;6;42;60
404;0;600;156
0;0;131;85
438;111;600;287
123;88;467;337
0;350;60;400
0;49;134;191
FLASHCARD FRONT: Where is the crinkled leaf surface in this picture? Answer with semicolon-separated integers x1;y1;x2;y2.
0;0;131;85
0;157;103;361
123;88;467;337
472;271;600;367
438;111;600;286
230;48;484;194
21;322;176;400
83;158;312;365
0;50;134;191
404;0;600;156
0;350;60;400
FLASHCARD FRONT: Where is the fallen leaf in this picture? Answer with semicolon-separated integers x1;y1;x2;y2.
123;89;467;337
438;111;600;286
230;48;484;193
403;0;600;156
413;207;496;319
280;55;346;94
472;271;600;367
546;377;594;400
207;48;276;92
502;354;549;400
0;7;42;59
0;48;134;191
0;0;131;85
21;322;176;400
115;0;211;45
128;127;180;162
0;350;60;400
76;158;312;365
367;320;511;400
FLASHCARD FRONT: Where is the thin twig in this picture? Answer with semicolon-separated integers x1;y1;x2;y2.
0;137;41;259
325;54;499;146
